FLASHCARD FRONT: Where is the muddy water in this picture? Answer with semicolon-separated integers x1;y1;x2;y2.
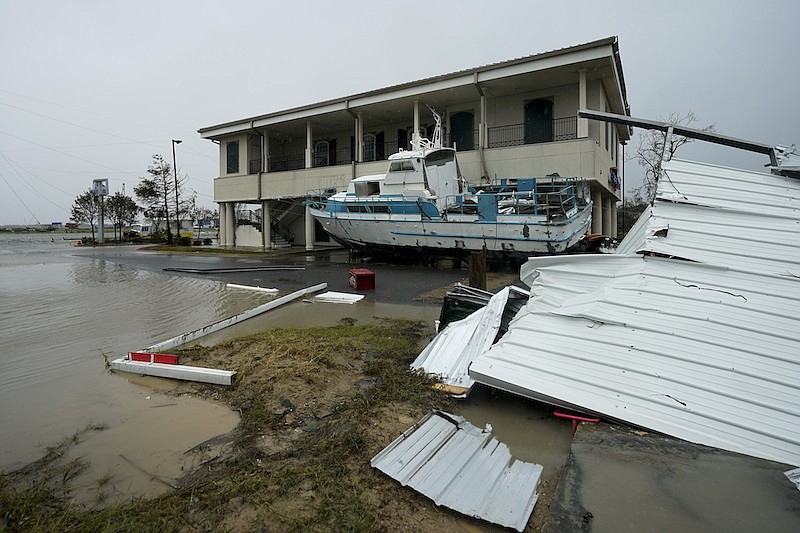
1;233;570;506
0;235;267;501
459;386;574;478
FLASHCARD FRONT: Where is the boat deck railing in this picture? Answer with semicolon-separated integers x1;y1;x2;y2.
444;178;586;220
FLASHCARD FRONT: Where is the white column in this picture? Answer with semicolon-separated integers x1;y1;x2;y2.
262;131;269;173
592;188;602;234
413;100;420;146
305;122;313;168
218;203;227;246
610;199;618;238
305;205;315;251
480;94;487;148
225;202;235;246
356;112;363;162
262;200;271;249
603;197;613;237
578;68;588;138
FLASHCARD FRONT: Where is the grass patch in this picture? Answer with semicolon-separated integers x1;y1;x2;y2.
1;318;457;532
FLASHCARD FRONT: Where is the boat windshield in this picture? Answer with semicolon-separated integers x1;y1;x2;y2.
424;150;455;167
390;160;416;172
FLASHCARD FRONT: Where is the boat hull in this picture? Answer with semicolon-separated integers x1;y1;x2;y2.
310;204;591;257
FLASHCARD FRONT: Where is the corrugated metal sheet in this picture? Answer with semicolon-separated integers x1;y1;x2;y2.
411;287;514;395
471;160;800;466
615;158;800;273
370;411;543;531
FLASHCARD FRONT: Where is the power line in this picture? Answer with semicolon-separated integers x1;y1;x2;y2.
0;170;40;224
0;100;172;153
0;153;75;200
0;89;178;135
0;130;141;178
0;139;169;153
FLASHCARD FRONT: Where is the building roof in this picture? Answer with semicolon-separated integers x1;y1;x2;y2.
469;157;800;466
199;37;629;139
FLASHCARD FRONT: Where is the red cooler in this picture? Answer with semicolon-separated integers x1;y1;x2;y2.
348;268;375;290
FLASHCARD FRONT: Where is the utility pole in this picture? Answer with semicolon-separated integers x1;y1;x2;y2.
172;139;182;240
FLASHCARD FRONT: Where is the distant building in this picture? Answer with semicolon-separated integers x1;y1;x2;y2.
51;222;63;230
199;37;631;250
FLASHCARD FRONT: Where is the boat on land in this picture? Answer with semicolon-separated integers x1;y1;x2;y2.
306;111;592;259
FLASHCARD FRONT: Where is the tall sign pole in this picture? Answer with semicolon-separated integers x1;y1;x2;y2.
172;139;182;239
92;179;109;244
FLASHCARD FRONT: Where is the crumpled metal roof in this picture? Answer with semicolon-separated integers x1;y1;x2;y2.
470;158;800;466
370;411;543;531
615;158;800;274
411;286;526;396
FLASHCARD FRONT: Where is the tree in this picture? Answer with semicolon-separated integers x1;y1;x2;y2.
71;190;102;241
134;154;186;244
634;111;716;202
106;193;140;241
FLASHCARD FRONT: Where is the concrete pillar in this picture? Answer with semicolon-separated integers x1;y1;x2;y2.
305;205;315;251
305;122;313;168
603;197;613;237
610;200;618;238
480;94;487;148
592;188;602;234
356;112;363;162
262;200;271;249
225;202;235;246
578;68;588;138
262;131;269;173
218;203;227;246
413;100;420;147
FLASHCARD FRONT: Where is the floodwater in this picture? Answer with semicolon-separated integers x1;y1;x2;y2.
0;234;266;501
0;233;572;506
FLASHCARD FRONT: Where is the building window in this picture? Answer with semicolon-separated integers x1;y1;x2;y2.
314;140;329;167
226;141;239;174
363;133;376;162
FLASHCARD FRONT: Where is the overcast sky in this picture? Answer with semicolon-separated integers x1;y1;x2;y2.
1;0;796;225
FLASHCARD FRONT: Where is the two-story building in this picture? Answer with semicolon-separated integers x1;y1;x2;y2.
199;36;630;250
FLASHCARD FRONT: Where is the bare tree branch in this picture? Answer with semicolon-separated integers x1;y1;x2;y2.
634;111;716;201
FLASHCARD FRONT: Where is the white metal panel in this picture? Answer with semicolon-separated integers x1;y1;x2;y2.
471;254;800;466
371;411;543;531
313;291;364;304
110;358;236;386
146;283;327;351
618;159;800;274
411;287;512;394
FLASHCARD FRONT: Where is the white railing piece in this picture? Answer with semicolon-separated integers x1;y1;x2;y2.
145;282;327;352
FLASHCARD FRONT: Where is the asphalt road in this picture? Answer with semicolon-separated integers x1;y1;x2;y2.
69;245;479;305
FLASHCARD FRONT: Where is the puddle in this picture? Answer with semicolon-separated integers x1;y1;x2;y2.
459;385;574;478
62;384;238;505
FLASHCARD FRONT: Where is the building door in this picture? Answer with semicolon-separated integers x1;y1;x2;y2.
397;128;408;151
450;111;474;150
524;99;553;143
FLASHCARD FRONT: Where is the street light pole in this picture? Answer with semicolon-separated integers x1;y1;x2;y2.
172;139;182;241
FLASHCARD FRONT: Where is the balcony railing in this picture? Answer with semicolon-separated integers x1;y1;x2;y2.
255;117;578;174
488;117;577;148
268;154;305;172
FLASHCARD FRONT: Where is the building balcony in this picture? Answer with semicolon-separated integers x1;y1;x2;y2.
253;117;577;173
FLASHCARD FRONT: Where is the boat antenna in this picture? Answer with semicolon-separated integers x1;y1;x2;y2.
425;105;443;150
